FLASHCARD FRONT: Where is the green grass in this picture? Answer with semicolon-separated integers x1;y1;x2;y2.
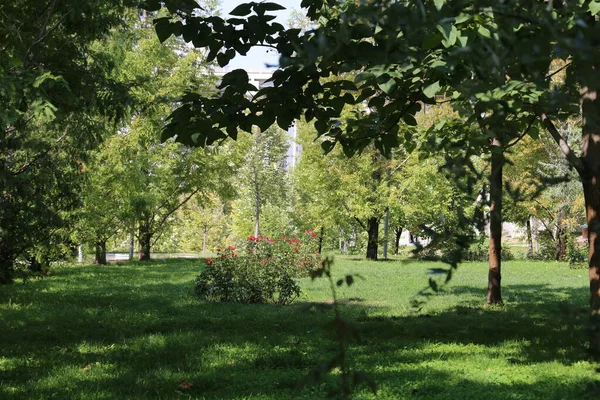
1;257;598;399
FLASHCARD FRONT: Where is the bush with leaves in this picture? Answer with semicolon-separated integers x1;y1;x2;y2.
567;238;588;269
194;231;321;305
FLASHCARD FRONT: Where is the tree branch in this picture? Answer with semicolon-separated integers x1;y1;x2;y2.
342;202;367;231
545;61;571;80
505;115;536;150
538;113;585;175
11;130;68;175
151;188;202;246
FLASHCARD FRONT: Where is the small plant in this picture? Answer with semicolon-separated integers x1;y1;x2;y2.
567;238;588;269
297;257;376;399
194;232;321;305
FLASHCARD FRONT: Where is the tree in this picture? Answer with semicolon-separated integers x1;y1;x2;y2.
229;127;290;240
80;15;230;261
144;0;600;351
0;0;137;282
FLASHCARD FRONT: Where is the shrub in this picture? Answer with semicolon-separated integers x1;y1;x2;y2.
194;231;321;305
567;239;587;269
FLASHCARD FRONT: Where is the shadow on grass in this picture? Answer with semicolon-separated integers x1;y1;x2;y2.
0;263;598;399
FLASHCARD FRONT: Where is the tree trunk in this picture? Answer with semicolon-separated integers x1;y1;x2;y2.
526;218;533;258
0;247;14;284
254;192;260;238
138;222;152;261
318;226;324;254
129;234;134;260
366;217;379;260
202;227;208;257
487;137;504;306
383;208;389;259
580;76;600;355
95;240;107;265
394;227;402;255
555;217;567;262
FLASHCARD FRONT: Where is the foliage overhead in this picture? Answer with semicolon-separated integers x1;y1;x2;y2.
142;0;595;159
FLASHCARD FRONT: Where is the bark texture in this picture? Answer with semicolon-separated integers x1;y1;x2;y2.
580;79;600;355
366;217;379;260
95;240;107;265
394;227;403;255
526;218;533;258
138;222;152;261
487;137;504;305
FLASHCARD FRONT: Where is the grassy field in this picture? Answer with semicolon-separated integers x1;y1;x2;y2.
1;257;598;399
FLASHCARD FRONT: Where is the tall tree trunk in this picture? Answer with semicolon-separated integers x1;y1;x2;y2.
0;247;14;284
129;234;134;260
526;218;533;258
318;226;325;254
254;191;260;238
383;208;389;259
555;216;567;262
95;240;107;265
202;226;208;257
366;217;379;260
138;222;152;261
487;137;504;305
394;227;402;255
581;76;600;355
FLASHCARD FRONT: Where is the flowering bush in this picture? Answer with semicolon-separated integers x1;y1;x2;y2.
194;231;321;305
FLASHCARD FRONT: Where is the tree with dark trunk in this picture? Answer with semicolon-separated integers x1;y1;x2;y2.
366;217;380;261
393;227;402;256
95;241;107;265
487;137;504;305
138;221;152;261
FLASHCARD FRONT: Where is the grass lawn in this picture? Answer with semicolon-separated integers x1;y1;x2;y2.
1;257;599;399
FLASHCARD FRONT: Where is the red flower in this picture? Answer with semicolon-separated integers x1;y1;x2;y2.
206;259;213;265
221;254;226;259
216;247;222;252
248;236;257;241
227;245;235;250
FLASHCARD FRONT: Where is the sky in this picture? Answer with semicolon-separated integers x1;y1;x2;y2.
218;0;302;70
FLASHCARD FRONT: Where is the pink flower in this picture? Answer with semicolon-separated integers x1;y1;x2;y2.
227;245;235;250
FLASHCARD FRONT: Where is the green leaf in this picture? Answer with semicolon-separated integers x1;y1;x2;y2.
140;0;161;11
378;78;396;94
434;0;445;11
590;1;600;15
403;113;418;126
437;24;458;47
321;140;335;154
528;125;539;139
422;33;443;50
477;26;491;38
229;3;253;16
154;18;173;43
218;69;248;89
262;2;286;11
423;81;440;98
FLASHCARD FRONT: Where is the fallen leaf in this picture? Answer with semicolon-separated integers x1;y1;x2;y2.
178;381;194;390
